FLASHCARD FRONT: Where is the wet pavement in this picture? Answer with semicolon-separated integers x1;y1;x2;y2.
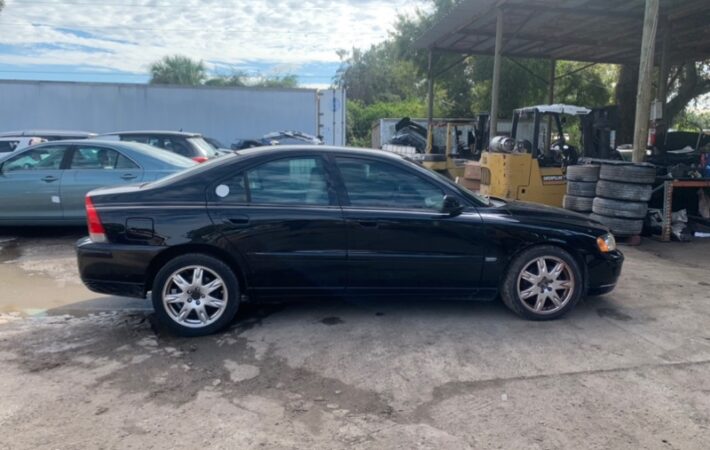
1;229;710;449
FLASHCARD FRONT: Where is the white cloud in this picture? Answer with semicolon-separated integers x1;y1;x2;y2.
0;0;429;78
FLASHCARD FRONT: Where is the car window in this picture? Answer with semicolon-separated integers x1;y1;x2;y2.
70;146;135;169
2;146;68;171
0;141;20;153
246;157;330;205
335;157;445;210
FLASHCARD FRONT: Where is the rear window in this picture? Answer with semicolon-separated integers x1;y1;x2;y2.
128;143;197;168
0;141;19;153
188;137;219;157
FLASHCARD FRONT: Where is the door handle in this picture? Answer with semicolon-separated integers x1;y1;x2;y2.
357;220;379;228
41;176;58;183
120;173;138;180
224;215;250;227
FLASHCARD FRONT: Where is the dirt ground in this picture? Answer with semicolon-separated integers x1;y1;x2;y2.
1;228;710;449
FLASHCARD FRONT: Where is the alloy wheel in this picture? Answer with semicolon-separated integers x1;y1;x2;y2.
516;256;575;315
161;265;229;328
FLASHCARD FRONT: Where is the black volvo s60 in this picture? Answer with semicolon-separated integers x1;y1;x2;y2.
77;146;623;336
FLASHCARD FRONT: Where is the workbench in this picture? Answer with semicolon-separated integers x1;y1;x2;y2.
659;179;710;242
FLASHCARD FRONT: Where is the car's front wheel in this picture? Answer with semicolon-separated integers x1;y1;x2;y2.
152;253;240;336
501;246;583;320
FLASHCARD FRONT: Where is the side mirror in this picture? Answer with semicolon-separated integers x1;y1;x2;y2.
441;195;464;216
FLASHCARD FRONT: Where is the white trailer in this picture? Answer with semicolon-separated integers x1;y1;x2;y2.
0;80;346;147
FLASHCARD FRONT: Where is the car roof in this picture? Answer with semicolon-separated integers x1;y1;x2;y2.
0;129;96;138
235;145;402;160
99;130;202;137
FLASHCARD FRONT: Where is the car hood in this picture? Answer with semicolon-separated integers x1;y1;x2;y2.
500;200;609;232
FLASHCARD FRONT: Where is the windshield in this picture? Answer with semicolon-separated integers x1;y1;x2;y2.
188;137;219;157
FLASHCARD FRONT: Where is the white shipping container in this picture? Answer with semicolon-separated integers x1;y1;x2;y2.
0;80;346;147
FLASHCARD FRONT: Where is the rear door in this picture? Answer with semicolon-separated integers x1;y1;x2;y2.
0;145;69;221
60;144;144;220
207;154;347;296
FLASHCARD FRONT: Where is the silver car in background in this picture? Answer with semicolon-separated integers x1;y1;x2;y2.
0;140;195;225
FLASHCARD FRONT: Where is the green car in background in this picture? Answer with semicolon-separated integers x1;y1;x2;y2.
0;140;196;225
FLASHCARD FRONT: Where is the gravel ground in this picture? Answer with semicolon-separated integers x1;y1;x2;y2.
1;229;709;449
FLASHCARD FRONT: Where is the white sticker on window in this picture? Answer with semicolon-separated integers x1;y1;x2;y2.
215;184;230;198
51;196;60;204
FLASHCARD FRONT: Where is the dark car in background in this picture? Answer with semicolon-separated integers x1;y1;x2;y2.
0;140;195;225
231;130;322;150
96;131;221;163
77;145;623;336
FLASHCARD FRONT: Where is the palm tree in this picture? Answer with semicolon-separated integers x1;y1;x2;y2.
149;55;206;85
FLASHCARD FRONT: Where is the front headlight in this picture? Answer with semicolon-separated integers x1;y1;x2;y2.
596;233;616;253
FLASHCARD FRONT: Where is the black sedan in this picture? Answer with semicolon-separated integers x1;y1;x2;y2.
77;146;623;336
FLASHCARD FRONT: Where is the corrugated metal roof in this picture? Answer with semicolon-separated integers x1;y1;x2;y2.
414;0;710;64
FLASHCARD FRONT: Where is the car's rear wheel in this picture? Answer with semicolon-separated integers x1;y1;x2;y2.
501;246;583;320
152;254;240;336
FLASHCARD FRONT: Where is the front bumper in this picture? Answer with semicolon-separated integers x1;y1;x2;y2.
586;249;624;296
76;237;163;299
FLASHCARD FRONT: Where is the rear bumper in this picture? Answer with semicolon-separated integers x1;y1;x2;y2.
76;237;163;299
586;250;624;296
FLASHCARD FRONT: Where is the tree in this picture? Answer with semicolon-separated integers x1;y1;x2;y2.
665;62;710;128
149;55;206;85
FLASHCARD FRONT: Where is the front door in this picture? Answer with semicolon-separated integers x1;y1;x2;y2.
333;156;486;296
0;145;69;222
207;155;347;296
61;144;144;220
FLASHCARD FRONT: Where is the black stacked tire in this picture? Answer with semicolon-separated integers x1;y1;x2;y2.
592;197;647;219
564;165;600;213
590;162;655;236
590;213;643;236
566;164;600;182
595;180;652;202
566;181;597;197
599;163;655;184
563;195;593;212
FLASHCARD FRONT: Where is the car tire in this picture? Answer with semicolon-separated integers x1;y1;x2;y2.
563;194;593;212
592;197;648;219
151;253;240;337
501;245;583;321
566;165;600;182
566;181;597;197
596;180;652;201
599;163;656;184
589;213;643;236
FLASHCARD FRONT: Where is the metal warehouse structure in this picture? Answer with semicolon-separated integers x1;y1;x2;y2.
0;81;346;146
415;0;710;162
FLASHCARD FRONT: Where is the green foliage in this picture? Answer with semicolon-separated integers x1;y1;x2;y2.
149;55;299;88
674;109;710;131
334;0;620;145
149;55;206;85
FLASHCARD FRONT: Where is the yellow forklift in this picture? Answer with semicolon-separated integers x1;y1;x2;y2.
420;115;489;179
480;104;592;207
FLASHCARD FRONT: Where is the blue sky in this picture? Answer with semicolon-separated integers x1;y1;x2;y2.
0;0;428;87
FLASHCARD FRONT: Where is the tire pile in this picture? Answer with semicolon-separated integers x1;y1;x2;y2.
564;162;656;236
563;165;599;214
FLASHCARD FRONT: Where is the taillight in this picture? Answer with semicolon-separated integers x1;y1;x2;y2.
85;196;107;243
192;156;209;163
